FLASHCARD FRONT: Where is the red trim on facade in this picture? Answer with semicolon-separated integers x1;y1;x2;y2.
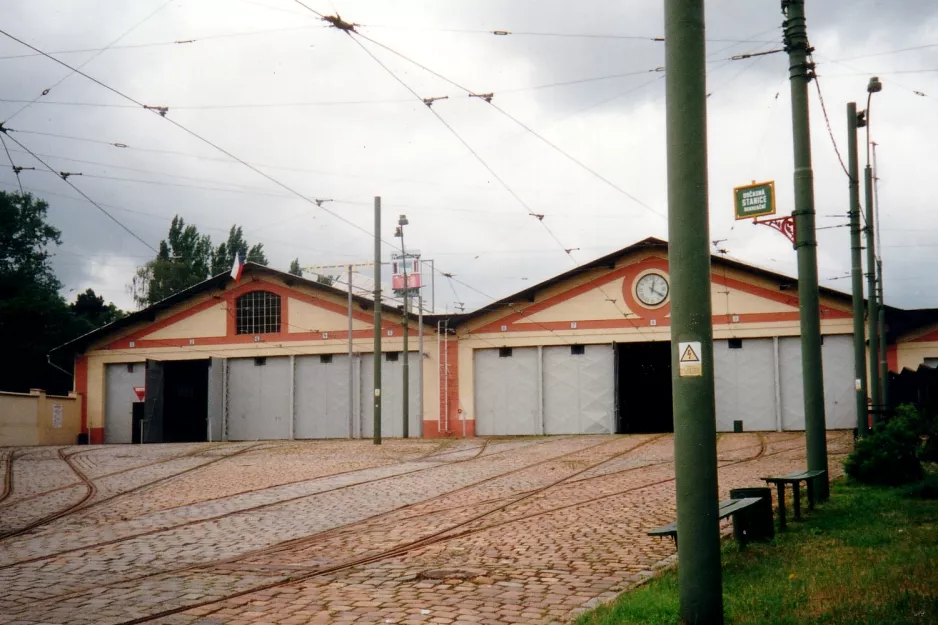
74;355;88;434
474;255;849;334
887;344;899;373
910;328;938;343
89;427;104;445
110;278;383;350
438;339;459;436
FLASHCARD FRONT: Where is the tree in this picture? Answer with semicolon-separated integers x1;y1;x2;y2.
211;226;269;275
132;216;213;307
70;288;125;331
0;191;83;393
288;258;303;277
134;218;270;308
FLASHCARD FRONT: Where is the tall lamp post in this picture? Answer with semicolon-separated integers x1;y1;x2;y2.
846;101;867;435
861;76;883;425
394;214;410;438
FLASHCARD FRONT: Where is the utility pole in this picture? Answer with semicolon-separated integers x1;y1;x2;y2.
418;285;424;437
373;197;382;445
396;214;410;439
664;1;723;622
873;142;889;411
846;102;868;435
782;0;829;500
863;149;881;424
348;263;354;438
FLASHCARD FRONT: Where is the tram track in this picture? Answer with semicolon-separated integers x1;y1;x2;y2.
4;431;830;622
0;442;268;542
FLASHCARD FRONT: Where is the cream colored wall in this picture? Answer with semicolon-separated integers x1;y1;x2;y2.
143;303;227;339
288;298;370;333
897;341;938;372
453;318;854;426
0;392;39;446
84;332;439;431
0;391;81;446
521;278;632;323
711;284;797;315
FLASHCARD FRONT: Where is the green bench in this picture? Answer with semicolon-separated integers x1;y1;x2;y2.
648;497;764;548
761;469;826;529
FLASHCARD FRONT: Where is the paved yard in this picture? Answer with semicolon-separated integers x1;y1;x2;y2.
0;432;853;625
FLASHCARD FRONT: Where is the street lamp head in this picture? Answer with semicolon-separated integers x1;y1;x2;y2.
867;76;883;94
394;226;403;238
398;214;409;226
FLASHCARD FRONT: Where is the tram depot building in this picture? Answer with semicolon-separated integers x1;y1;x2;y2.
54;238;938;444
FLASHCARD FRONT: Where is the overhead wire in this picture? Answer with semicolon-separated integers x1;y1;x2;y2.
0;24;510;320
0;133;24;193
2;132;158;253
3;0;174;124
345;28;664;221
335;20;577;264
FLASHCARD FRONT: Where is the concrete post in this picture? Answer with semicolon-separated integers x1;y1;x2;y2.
664;0;723;621
846;102;868;435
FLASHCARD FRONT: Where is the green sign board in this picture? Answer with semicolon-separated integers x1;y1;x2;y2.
734;180;776;220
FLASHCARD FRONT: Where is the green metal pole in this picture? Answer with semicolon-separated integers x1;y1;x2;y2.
373;196;382;445
846;102;868;435
864;165;881;426
783;0;829;500
402;237;410;439
664;1;723;622
878;259;888;410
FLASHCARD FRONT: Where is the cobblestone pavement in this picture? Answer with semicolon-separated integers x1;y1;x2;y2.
0;432;852;625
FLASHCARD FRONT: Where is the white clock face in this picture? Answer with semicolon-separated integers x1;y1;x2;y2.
635;273;669;307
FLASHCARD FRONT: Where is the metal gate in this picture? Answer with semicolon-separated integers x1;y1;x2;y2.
779;335;855;430
207;358;225;442
543;345;615;434
713;338;777;432
105;363;144;444
294;354;354;439
143;360;164;443
360;352;420;439
226;356;292;440
474;347;539;435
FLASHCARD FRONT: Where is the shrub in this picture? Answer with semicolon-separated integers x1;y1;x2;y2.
845;412;924;486
901;471;938;500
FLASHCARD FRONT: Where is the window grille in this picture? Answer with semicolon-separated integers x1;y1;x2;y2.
728;338;743;349
320;354;333;364
571;345;585;355
236;291;281;335
386;352;399;362
498;347;512;358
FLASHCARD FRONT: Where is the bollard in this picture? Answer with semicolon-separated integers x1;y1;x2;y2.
730;487;774;542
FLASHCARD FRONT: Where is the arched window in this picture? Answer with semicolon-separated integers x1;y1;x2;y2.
236;291;281;335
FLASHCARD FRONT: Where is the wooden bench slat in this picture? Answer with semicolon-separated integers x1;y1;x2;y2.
647;497;762;537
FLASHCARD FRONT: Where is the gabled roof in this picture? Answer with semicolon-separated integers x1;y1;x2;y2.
51;262;414;356
434;236;855;327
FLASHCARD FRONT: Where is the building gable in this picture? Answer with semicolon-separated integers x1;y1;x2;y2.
472;253;848;335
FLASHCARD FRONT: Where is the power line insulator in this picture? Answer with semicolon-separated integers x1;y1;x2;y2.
492;30;510;36
470;92;494;103
322;15;358;32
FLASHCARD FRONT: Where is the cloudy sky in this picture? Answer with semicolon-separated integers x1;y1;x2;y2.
2;0;936;313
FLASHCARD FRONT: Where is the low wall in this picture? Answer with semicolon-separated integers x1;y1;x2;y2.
0;390;82;446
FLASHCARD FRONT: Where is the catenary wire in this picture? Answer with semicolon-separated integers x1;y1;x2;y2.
3;132;158;253
3;0;174;124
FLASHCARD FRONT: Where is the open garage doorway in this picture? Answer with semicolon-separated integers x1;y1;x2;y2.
616;342;673;433
145;359;209;443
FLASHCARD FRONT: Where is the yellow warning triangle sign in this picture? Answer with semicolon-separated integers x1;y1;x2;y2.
680;345;700;362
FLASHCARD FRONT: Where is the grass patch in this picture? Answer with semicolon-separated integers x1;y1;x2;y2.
575;479;938;624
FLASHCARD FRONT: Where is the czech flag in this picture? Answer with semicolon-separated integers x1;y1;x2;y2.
230;252;245;281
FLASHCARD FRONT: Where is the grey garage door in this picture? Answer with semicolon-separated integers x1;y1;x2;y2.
474;347;539;435
295;354;353;439
779;335;855;430
360;352;420;439
227;356;292;440
105;363;145;444
543;345;614;434
714;338;777;432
